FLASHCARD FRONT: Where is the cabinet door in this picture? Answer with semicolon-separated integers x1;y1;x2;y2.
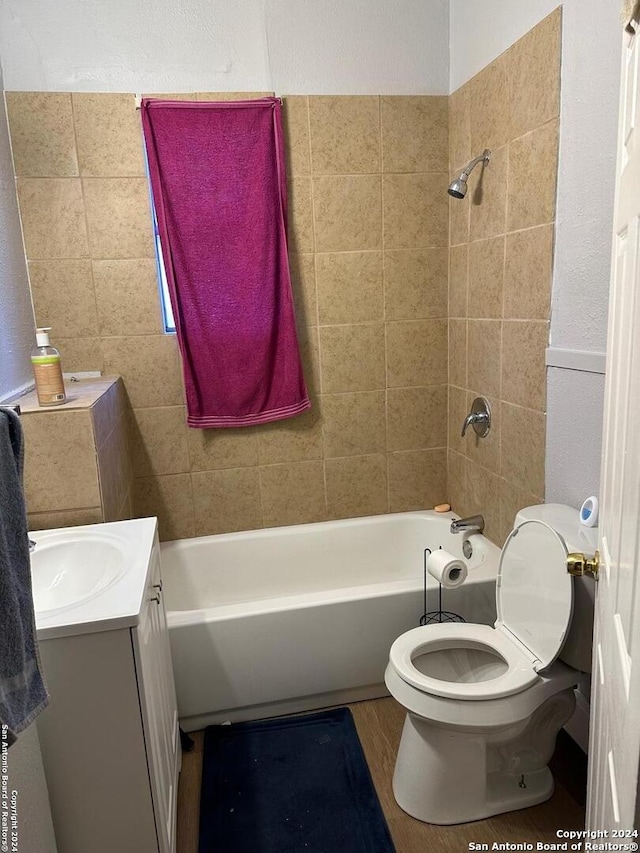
134;539;180;853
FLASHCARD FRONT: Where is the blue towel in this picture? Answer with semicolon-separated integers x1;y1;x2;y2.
0;408;48;746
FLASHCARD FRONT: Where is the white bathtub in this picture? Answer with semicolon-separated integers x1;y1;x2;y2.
161;511;500;731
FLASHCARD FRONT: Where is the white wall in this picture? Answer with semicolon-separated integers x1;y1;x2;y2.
266;0;449;94
0;63;35;402
451;0;622;511
546;368;605;508
0;0;450;94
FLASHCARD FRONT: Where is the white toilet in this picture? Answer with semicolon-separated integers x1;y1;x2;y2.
385;504;597;825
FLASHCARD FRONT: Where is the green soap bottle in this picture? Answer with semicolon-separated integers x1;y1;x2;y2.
31;327;66;406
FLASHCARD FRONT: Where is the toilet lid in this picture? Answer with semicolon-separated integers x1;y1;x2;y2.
496;519;573;672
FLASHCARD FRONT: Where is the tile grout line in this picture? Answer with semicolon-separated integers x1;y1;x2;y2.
68;96;105;374
379;96;392;514
305;97;330;521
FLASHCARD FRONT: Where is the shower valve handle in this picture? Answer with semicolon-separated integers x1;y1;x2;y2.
461;411;488;437
461;397;492;438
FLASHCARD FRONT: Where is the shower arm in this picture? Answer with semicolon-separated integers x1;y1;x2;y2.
459;149;492;181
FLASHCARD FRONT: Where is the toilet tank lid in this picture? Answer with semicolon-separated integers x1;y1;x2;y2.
514;504;598;554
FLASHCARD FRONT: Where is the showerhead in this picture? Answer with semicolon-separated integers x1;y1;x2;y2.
447;177;468;199
448;149;491;200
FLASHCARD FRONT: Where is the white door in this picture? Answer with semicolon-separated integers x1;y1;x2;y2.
133;540;180;853
587;3;640;831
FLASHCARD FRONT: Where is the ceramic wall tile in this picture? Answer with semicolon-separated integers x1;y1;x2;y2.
322;391;387;458
448;244;468;319
381;96;448;172
501;321;548;411
319;324;386;393
386;320;448;387
501;403;546;497
508;9;562;139
29;260;98;338
22;411;100;513
469;54;511;153
387;385;447;451
383;173;448;249
316;251;384;325
507;120;559;232
257;409;324;464
93;259;163;336
289;253;317;326
282;96;311;176
384;249;448;321
448;319;467;388
467;236;505;320
191;468;262;536
313;175;382;252
83;177;155;259
449;84;471;171
17;178;88;259
288;176;315;253
260;461;327;527
129;406;190;476
388;448;447;512
187;426;259;472
133;473;194;541
309;96;380;174
73;93;145;177
6;92;78;177
503;225;554;320
101;335;184;408
467;319;502;398
325;454;388;519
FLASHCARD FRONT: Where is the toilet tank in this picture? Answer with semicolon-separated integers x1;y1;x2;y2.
514;504;598;673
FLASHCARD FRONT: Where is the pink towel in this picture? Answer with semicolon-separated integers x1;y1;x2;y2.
142;98;310;428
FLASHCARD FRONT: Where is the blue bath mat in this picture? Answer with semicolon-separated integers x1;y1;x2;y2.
199;708;396;853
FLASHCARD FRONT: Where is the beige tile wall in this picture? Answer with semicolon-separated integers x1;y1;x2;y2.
7;91;450;540
446;9;561;545
9;6;559;546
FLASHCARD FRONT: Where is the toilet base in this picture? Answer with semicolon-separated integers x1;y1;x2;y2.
394;763;554;825
392;688;575;825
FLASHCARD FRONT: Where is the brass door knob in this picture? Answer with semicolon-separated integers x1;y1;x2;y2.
567;551;600;581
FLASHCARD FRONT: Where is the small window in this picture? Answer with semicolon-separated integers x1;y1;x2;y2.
152;204;176;334
145;157;175;334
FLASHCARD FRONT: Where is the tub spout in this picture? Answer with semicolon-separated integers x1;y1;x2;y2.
450;515;485;535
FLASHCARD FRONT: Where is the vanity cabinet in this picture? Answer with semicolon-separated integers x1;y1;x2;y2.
133;542;180;853
35;532;180;853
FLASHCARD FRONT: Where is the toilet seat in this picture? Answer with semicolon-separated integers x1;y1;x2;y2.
389;622;539;700
389;519;574;701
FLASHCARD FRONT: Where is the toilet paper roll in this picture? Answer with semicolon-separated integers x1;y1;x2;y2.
427;549;468;589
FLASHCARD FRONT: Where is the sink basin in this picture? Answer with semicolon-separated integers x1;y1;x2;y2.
28;518;157;641
30;531;127;615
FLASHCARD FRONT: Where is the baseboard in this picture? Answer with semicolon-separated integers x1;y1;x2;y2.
179;683;390;732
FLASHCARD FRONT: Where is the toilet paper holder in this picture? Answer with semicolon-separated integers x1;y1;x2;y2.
419;548;466;626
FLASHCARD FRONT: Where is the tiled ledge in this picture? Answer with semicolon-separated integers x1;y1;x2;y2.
11;375;120;413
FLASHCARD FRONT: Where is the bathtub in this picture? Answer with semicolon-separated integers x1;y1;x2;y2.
161;510;500;731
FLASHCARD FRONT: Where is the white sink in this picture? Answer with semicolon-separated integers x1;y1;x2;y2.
29;518;158;639
30;531;127;615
